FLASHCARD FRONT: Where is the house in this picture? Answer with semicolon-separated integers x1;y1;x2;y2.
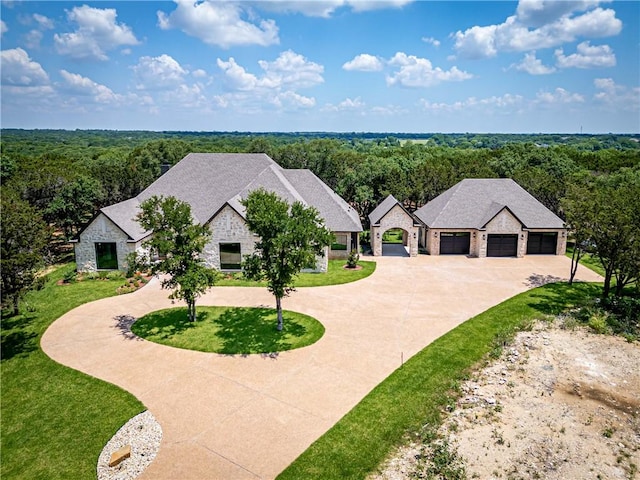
73;153;362;272
370;179;567;257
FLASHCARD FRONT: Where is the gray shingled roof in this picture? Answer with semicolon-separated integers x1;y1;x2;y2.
368;194;400;225
413;179;565;229
98;153;362;241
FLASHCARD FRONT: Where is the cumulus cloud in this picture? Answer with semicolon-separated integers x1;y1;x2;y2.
536;87;585;104
133;54;188;90
386;52;472;87
158;0;279;48
453;2;622;59
33;13;54;30
273;91;316;109
323;97;366;112
422;36;441;47
256;0;412;18
24;30;43;49
420;93;524;112
59;69;120;103
54;5;139;60
555;41;615;68
593;78;640;111
0;47;49;86
512;51;556;74
1;20;7;36
342;53;383;72
192;69;207;78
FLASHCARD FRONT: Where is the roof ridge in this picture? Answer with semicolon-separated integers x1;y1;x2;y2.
431;180;463;226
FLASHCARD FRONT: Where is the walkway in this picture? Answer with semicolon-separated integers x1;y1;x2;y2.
41;256;602;479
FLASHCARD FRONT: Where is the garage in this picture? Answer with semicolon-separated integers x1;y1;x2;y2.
440;232;470;255
527;232;558;254
487;234;518;257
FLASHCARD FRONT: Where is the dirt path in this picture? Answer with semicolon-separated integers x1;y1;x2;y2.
374;322;640;480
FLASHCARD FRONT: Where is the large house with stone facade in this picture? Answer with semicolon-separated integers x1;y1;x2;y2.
370;179;567;258
73;153;362;273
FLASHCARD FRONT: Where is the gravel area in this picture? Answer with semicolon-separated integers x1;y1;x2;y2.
97;410;162;480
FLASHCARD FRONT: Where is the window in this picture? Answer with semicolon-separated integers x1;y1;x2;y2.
95;242;118;270
220;243;241;270
331;234;348;251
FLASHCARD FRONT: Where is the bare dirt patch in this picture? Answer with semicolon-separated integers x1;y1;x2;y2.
373;322;640;480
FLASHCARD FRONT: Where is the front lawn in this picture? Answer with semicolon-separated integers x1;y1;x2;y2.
1;264;144;480
132;307;324;354
216;259;376;287
277;281;602;480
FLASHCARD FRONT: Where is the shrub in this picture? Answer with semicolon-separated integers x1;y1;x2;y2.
346;249;360;269
588;311;611;335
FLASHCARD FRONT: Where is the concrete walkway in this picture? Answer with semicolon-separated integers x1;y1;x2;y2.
41;256;602;479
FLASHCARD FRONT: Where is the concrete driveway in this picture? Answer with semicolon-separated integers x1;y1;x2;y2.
41;255;602;479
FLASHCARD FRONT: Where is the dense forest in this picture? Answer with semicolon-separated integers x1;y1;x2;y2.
1;129;639;311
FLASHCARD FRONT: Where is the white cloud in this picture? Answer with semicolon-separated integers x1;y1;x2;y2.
54;5;139;61
258;50;324;89
593;78;640;111
1;20;8;36
59;70;121;103
255;0;411;18
0;48;49;86
158;0;279;48
343;53;383;72
420;93;524;112
133;55;188;90
555;41;615;68
24;30;43;49
453;3;622;59
422;36;441;47
323;97;366;112
536;87;585;104
33;13;54;30
192;69;207;78
386;52;472;88
512;51;556;74
217;57;261;91
272;91;315;109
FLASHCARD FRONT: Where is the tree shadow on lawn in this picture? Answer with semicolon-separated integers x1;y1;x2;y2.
1;312;38;361
215;307;307;357
525;281;601;317
127;309;197;341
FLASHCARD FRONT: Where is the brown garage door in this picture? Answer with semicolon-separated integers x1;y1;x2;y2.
487;234;518;257
439;232;470;255
527;232;557;254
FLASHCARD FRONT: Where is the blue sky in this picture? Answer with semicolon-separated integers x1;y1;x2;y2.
1;1;638;133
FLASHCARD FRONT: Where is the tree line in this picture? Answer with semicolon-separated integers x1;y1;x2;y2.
1;130;639;313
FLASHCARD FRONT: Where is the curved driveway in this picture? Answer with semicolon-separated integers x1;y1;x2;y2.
41;255;602;479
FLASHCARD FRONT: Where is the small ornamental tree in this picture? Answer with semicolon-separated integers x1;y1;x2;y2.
241;189;333;331
137;195;218;322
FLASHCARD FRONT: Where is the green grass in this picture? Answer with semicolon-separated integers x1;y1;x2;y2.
566;245;606;277
277;281;602;480
382;229;404;244
217;259;376;287
132;307;324;354
1;264;145;480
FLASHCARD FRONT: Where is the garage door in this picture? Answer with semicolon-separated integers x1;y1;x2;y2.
527;232;557;254
487;234;518;257
440;232;470;255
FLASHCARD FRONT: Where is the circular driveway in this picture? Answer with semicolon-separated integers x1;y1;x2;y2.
41;255;602;479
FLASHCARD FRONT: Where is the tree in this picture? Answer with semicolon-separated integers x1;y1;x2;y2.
241;189;333;331
1;190;50;315
137;196;218;322
46;175;104;239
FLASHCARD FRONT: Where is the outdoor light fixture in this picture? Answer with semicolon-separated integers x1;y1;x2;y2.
482;234;486;240
473;232;476;238
413;232;417;239
434;232;438;237
376;232;380;239
521;233;525;239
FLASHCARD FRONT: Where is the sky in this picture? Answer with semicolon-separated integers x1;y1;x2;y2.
1;0;638;133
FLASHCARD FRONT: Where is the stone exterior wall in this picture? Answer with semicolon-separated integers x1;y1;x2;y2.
371;204;419;256
205;205;256;270
75;214;139;271
480;209;525;257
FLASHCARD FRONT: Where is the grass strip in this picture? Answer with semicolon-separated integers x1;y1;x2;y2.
277;281;602;480
216;259;375;287
1;264;145;480
132;306;324;354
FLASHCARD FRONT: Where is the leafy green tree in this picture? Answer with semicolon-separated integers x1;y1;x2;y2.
1;190;50;315
46;175;104;239
137;196;218;322
241;189;333;331
563;168;640;297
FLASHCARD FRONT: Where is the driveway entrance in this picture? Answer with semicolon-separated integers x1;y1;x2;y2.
41;256;602;479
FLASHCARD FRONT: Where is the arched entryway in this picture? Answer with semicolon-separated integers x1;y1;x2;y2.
369;195;420;257
381;228;410;257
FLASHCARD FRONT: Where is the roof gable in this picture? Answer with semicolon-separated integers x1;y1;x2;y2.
414;179;565;230
369;194;420;227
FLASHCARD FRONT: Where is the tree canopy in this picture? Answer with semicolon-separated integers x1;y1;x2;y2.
241;189;333;331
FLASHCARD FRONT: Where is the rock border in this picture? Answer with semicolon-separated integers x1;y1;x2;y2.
97;410;162;480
